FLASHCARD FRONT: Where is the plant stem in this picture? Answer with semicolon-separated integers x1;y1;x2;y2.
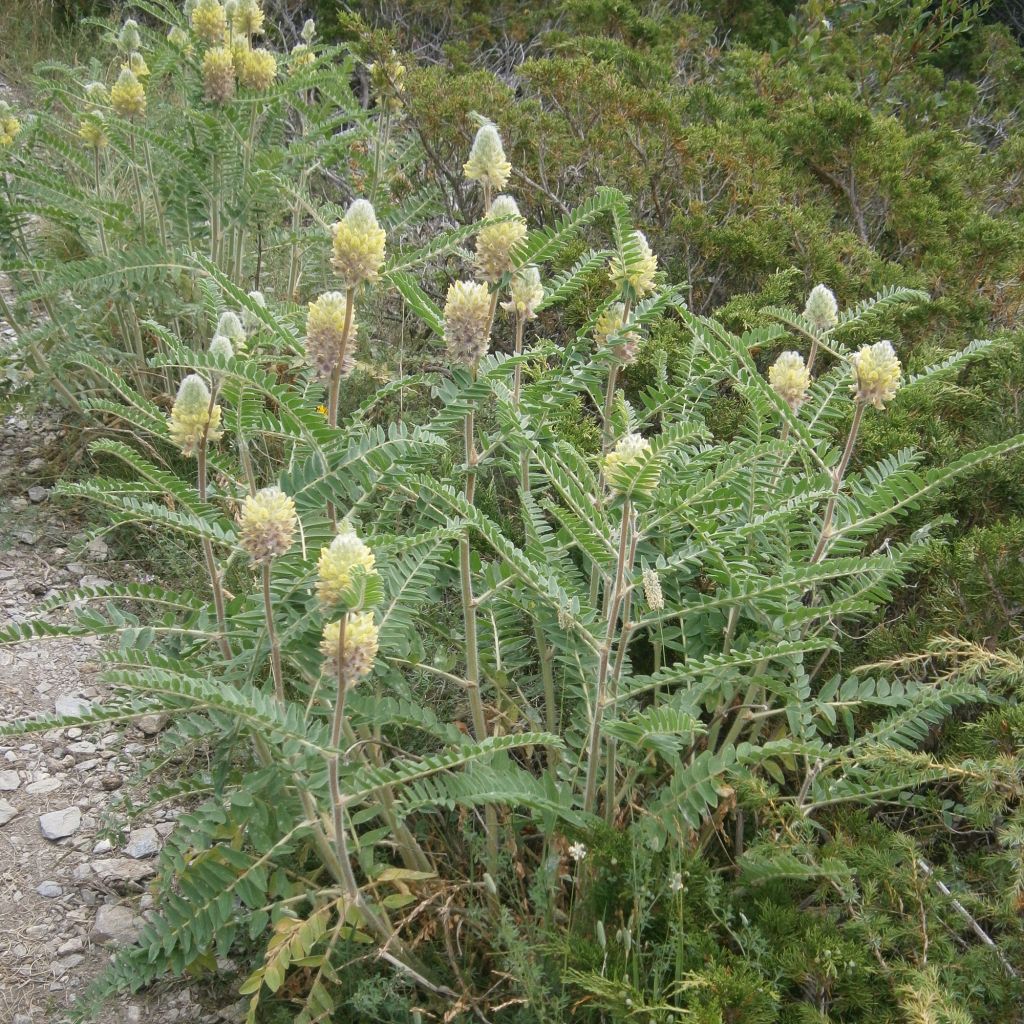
128;130;147;234
583;497;632;815
262;562;284;704
197;431;233;661
326;287;356;527
143;139;168;251
459;382;499;872
810;401;865;565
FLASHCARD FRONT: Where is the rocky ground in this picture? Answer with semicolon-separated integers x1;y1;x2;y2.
0;407;224;1024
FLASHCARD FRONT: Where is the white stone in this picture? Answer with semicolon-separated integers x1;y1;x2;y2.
55;695;91;717
0;798;19;826
26;777;61;795
39;806;81;840
36;880;63;898
0;769;20;790
125;826;160;859
91;903;143;945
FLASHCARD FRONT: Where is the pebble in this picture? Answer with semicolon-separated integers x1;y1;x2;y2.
0;797;19;825
125;825;160;859
26;777;61;795
137;713;169;736
27;485;48;502
92;903;143;945
39;806;82;840
37;880;63;898
0;768;21;790
55;694;92;717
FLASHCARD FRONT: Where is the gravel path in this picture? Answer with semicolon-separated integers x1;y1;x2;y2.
0;410;221;1024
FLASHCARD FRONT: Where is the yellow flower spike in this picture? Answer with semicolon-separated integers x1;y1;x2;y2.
331;199;386;287
306;292;357;379
474;195;527;283
443;280;493;368
168;374;222;456
239;486;297;563
117;19;142;52
642;567;664;611
123;51;150;78
237;47;276;91
191;0;227;45
316;524;377;607
290;43;314;71
609;230;658;298
233;0;265;36
110;69;146;119
603;432;657;496
369;51;406;112
502;265;544;321
202;46;236;104
320;612;379;683
804;283;839;333
168;26;192;51
0;111;21;147
768;351;811;412
594;302;641;364
464;123;511;191
78;114;109;150
850;340;902;410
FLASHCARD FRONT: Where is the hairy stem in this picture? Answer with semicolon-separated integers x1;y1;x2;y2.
326;287;356;527
262;562;284;704
810;400;865;565
197;430;232;661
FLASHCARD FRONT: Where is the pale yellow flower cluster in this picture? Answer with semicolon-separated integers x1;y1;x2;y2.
768;351;811;411
850;340;902;409
443;281;492;368
320;612;379;683
316;526;377;607
306;292;357;379
331;200;387;287
475;195;527;283
168;374;222;456
239;487;297;563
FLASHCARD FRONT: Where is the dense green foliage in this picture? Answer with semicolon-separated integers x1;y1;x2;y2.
1;2;1022;1022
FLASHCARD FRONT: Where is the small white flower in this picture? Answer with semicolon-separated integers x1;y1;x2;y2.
568;841;587;862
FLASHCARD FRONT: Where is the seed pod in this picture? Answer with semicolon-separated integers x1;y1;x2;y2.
239;486;297;562
443;280;492;368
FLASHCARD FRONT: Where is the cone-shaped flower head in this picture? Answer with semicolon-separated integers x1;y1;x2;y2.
111;69;146;119
474;195;527;283
463;123;511;191
239;486;297;563
168;374;222;456
642;567;664;610
850;340;902;410
320;612;379;683
168;25;192;50
0;102;22;147
124;51;150;77
316;524;377;607
118;19;142;52
191;0;227;44
306;291;357;379
804;284;838;333
331;199;386;287
301;18;316;42
443;280;492;368
202;46;236;104
502;265;543;321
209;333;234;360
238;47;276;90
768;351;811;411
609;230;658;297
78;113;108;150
594;301;641;364
603;432;655;495
84;81;109;104
216;311;247;350
241;290;266;331
232;0;265;36
290;43;314;70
